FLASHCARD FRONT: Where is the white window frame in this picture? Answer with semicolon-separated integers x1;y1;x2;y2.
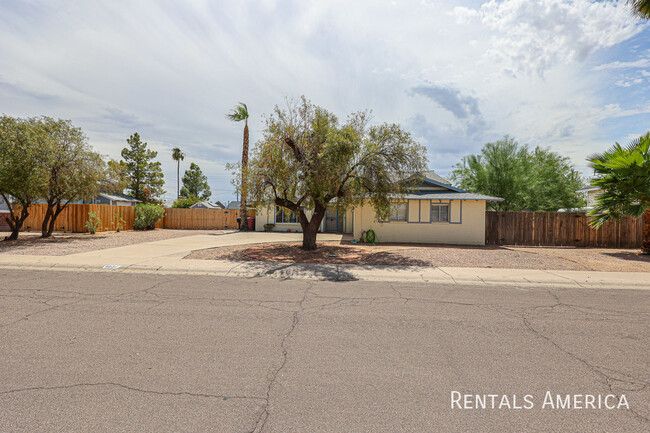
389;202;408;222
275;206;298;224
431;203;450;223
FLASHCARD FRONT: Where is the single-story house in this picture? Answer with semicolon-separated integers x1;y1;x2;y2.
576;186;602;207
190;200;225;209
86;193;141;206
254;171;503;245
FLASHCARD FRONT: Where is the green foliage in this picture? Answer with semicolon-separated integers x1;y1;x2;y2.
246;96;427;249
588;133;650;228
451;136;586;211
121;133;166;203
0;116;50;238
102;160;129;195
180;163;211;200
172;195;200;208
85;212;101;234
134;203;165;230
360;229;377;244
226;103;249;122
263;223;275;232
114;213;126;232
627;0;650;18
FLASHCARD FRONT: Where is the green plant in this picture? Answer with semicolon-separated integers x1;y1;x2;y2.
263;223;275;232
364;229;377;244
114;213;126;232
172;195;199;208
134;203;165;230
84;212;101;234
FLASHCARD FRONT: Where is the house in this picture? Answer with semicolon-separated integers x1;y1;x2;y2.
86;192;141;206
0;201;9;232
576;186;602;208
254;171;503;245
226;201;241;210
190;200;225;209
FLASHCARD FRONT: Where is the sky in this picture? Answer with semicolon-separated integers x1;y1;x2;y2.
1;0;650;204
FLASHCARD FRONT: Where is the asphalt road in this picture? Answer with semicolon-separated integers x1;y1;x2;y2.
0;269;648;432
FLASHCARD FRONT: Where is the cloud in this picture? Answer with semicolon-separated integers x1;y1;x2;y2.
595;58;650;70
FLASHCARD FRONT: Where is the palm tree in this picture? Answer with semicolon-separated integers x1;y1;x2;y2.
588;133;650;254
226;103;250;231
628;0;650;18
172;147;184;199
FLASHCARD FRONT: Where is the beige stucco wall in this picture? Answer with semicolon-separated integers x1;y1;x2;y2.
352;199;486;245
586;190;601;206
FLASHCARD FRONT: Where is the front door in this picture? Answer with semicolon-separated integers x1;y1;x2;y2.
325;207;339;232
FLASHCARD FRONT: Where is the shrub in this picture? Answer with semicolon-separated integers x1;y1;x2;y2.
85;212;101;234
263;223;275;232
172;195;200;208
114;213;126;232
134;204;165;230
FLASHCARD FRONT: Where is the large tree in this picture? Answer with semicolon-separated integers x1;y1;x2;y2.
451;136;585;211
172;147;184;199
101;159;129;195
588;133;650;254
247;97;427;250
121;133;166;203
0;116;48;240
226;103;250;231
39;118;104;238
180;162;211;200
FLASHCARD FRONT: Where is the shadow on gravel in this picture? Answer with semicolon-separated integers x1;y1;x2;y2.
603;251;650;263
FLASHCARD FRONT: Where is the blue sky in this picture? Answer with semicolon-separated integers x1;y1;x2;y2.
1;0;649;203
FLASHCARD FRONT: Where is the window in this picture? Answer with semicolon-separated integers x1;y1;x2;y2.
431;204;449;222
275;206;298;223
389;202;408;222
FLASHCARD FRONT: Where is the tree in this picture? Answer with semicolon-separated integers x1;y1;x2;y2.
588;133;650;254
121;133;165;203
172;147;184;199
39;118;105;237
172;195;200;208
180;163;211;200
102;160;129;195
225;161;241;201
246;97;427;250
226;103;250;231
0;116;48;240
451;136;586;211
628;0;650;18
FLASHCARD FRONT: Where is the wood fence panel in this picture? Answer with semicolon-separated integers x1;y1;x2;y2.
486;211;643;248
159;208;240;230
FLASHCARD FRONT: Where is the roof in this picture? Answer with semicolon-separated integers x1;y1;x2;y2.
421;170;452;186
576;186;601;193
190;201;225;209
97;192;141;203
402;191;505;201
226;201;240;209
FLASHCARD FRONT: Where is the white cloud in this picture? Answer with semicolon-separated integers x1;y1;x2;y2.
0;0;647;199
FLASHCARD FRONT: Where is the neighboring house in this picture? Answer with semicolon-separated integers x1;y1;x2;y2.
576;186;602;208
86;192;141;206
226;201;240;210
254;171;503;245
190;201;225;209
0;200;9;232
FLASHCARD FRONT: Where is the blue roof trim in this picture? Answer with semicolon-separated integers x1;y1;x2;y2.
421;177;466;193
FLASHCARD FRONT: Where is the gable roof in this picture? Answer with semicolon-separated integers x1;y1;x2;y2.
97;192;141;203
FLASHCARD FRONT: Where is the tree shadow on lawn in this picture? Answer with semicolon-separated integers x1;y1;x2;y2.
0;232;107;249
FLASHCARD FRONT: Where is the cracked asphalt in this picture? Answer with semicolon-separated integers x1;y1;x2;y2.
0;269;648;432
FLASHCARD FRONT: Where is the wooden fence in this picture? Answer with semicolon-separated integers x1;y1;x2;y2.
485;211;644;248
10;204;243;233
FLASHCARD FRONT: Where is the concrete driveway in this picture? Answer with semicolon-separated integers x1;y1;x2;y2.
0;269;648;432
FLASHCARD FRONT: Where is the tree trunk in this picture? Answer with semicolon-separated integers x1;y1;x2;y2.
300;204;326;250
46;203;66;237
41;202;54;238
177;161;180;199
641;209;650;254
239;121;250;231
5;203;29;241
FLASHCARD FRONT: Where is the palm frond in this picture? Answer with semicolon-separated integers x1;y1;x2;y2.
226;102;249;122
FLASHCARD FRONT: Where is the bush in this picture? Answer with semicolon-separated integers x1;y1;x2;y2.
263;223;275;232
172;195;200;208
85;212;101;234
134;204;165;230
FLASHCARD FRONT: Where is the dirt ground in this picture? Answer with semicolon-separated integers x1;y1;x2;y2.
186;241;650;272
0;230;224;256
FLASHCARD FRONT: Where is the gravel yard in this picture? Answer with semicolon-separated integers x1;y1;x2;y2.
0;230;227;256
186;241;650;272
